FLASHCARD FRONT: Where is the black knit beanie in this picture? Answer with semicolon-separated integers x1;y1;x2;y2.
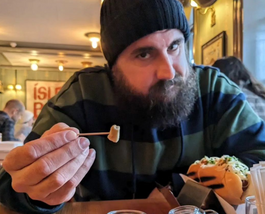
100;0;190;68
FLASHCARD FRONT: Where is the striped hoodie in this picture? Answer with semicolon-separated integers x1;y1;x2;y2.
1;65;265;214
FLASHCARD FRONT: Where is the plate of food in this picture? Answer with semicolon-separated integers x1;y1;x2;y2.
186;155;254;205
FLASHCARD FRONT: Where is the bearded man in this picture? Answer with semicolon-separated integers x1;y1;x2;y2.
1;0;265;213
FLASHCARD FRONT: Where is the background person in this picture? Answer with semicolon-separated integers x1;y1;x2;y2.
0;99;25;141
213;56;265;120
14;110;34;142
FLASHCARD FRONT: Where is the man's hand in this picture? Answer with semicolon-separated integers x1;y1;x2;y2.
2;123;96;206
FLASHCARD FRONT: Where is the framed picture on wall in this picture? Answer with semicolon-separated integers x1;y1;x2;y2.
201;31;226;65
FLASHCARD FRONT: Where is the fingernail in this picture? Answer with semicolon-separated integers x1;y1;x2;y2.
79;138;90;150
65;131;77;141
72;127;80;135
90;149;96;157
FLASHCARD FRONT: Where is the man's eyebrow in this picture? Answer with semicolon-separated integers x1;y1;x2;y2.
130;37;185;56
170;37;185;45
130;47;154;56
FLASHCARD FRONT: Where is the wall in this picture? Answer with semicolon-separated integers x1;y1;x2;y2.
243;0;265;82
0;67;76;109
193;0;234;64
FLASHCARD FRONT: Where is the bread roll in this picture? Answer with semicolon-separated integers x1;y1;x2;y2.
187;155;250;205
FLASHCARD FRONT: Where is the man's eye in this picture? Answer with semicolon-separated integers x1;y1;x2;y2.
137;52;150;59
168;43;179;51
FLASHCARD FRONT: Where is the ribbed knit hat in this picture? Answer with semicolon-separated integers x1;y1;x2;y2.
100;0;190;68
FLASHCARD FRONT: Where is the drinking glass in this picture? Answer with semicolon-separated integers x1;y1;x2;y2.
168;205;218;214
246;196;258;214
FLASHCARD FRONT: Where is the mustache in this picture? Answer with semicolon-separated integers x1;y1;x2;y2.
149;75;184;93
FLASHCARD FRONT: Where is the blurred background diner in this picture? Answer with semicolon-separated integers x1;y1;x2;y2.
213;56;265;120
14;110;34;141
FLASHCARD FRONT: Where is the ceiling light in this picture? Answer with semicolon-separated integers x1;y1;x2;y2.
29;59;40;71
7;85;14;90
15;70;22;90
59;65;64;71
191;0;198;7
15;84;22;90
81;61;92;68
84;53;90;59
58;52;65;57
85;32;100;49
91;38;100;48
56;60;67;71
31;64;38;71
31;50;38;56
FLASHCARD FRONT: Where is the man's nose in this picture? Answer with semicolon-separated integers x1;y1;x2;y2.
156;53;182;80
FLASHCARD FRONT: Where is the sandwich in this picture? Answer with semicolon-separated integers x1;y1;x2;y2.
187;155;250;205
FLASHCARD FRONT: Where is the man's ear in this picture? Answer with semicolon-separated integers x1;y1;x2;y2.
10;108;18;116
10;108;15;115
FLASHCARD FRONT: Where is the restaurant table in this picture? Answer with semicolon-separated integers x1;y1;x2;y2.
0;200;246;214
0;198;172;214
0;187;245;214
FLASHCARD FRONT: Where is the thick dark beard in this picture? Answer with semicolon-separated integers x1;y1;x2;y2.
112;66;198;128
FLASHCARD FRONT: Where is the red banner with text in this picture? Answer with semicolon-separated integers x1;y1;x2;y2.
26;80;65;119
